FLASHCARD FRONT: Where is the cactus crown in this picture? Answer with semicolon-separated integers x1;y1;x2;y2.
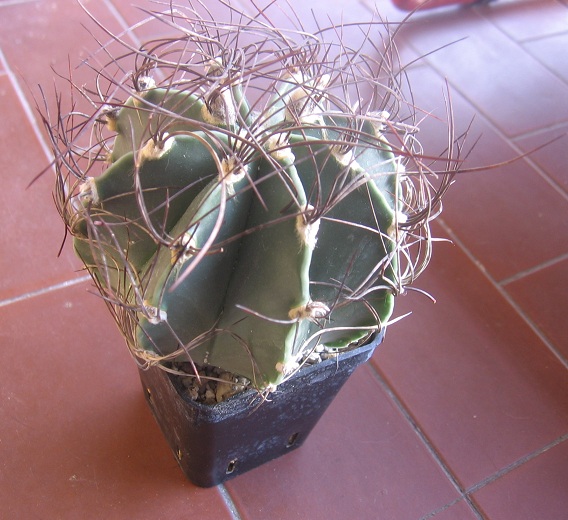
42;2;459;393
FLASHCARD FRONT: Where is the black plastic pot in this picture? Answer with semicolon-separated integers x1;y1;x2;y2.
138;331;383;487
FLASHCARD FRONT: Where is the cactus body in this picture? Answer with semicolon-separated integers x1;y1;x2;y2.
110;88;206;162
49;12;450;392
70;76;397;388
73;132;227;285
70;77;401;388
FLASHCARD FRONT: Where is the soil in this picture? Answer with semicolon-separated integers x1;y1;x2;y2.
172;344;347;405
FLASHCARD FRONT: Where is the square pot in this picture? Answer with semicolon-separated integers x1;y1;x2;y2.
138;332;383;487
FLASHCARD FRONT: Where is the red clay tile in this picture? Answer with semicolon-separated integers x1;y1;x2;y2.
108;0;248;43
397;6;568;137
108;0;409;46
513;123;568;194
371;224;568;489
232;0;422;69
426;499;481;520
400;64;568;282
503;258;568;361
0;75;84;301
1;1;567;518
524;32;568;84
441;155;568;282
475;0;568;42
226;364;462;520
471;438;568;520
237;0;397;27
0;282;234;519
0;0;130;128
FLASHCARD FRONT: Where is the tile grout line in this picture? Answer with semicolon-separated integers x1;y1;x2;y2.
465;433;568;496
0;48;53;165
217;484;243;520
472;3;568;196
473;1;568;45
499;251;568;287
438;218;568;370
366;365;486;520
370;362;568;520
0;0;38;7
520;39;568;90
418;495;483;520
0;3;134;312
0;276;91;308
511;120;568;145
460;434;568;518
100;0;143;48
517;28;568;44
100;0;134;32
444;73;568;201
403;31;568;202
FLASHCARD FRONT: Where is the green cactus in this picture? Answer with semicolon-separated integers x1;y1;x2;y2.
46;7;453;393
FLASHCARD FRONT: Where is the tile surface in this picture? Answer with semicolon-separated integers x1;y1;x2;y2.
399;65;568;282
426;499;481;520
398;6;568;137
513;123;568;194
0;75;84;302
226;364;464;520
476;0;568;41
0;283;234;519
503;257;568;361
371;228;568;489
472;438;568;520
524;32;568;84
0;0;126;123
1;0;567;519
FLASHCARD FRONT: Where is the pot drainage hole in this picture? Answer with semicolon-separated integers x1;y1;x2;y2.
286;432;300;448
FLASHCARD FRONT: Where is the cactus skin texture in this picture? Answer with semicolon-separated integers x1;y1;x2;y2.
77;83;398;388
47;5;454;392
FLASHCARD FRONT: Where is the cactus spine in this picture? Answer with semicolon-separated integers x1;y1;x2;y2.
46;6;454;393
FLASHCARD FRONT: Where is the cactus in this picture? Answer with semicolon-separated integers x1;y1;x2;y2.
43;3;457;393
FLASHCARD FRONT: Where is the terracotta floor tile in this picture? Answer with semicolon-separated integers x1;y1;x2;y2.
397;6;568;137
514;123;568;195
440;155;568;282
226;365;462;520
471;437;568;520
475;0;568;42
239;0;399;27
108;0;396;116
108;0;248;43
108;0;410;45
425;499;481;520
215;0;421;77
371;225;568;489
399;64;568;282
0;75;84;301
106;0;158;27
503;257;568;361
0;282;234;519
1;1;567;518
0;0;129;128
524;32;568;84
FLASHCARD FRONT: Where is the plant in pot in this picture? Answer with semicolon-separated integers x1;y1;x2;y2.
40;2;460;487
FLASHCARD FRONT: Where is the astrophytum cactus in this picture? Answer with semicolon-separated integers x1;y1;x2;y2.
43;4;456;392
